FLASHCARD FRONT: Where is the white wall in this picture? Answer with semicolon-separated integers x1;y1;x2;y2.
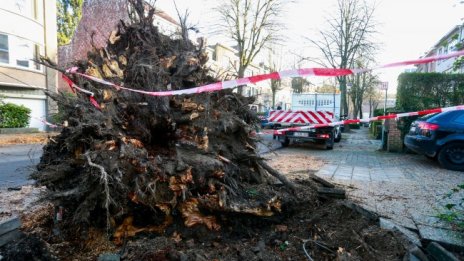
0;8;44;46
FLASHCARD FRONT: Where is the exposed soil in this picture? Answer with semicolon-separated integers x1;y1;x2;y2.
0;178;410;261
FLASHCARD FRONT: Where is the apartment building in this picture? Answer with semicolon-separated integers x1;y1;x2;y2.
416;25;464;73
0;0;57;131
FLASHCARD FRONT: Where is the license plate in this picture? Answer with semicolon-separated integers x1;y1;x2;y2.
294;132;308;137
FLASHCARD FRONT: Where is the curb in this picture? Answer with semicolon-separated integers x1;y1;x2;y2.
0;217;21;247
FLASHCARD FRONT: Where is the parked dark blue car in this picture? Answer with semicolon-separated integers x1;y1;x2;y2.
404;110;464;171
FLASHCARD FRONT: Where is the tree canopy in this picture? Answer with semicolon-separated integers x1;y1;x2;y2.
216;0;284;93
309;0;377;116
57;0;84;46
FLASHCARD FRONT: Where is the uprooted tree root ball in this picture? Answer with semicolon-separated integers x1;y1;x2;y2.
33;0;295;246
2;1;410;260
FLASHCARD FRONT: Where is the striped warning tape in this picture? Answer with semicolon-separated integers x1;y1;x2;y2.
32;117;61;128
65;50;464;98
35;105;464;133
273;105;464;135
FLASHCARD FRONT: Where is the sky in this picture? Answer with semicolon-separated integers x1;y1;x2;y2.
156;0;464;93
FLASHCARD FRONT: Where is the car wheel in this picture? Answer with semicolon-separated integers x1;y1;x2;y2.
326;135;334;150
281;138;290;147
334;131;341;142
438;142;464;171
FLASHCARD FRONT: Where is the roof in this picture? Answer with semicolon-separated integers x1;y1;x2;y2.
432;25;461;48
419;25;461;58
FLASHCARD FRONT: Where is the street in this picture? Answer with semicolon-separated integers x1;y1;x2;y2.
0;134;279;189
0;144;43;189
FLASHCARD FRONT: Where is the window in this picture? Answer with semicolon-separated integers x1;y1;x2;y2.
15;39;32;68
0;34;9;64
453;112;464;124
0;33;41;71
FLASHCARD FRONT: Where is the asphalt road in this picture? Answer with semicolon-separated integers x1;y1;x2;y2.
257;132;282;154
0;144;44;188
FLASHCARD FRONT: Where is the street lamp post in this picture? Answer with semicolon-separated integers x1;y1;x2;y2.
333;86;336;118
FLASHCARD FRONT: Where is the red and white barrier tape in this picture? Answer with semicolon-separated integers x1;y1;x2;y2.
32;117;61;128
273;105;464;135
29;105;464;134
65;50;464;97
62;74;101;110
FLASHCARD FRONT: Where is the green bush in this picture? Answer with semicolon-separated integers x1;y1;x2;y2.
397;72;464;112
369;121;382;139
396;72;464;138
373;107;399;117
0;103;31;128
348;123;360;129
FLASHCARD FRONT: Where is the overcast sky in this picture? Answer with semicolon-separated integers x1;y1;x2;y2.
156;0;464;92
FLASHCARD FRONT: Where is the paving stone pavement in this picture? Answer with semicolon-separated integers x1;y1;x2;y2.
277;127;464;248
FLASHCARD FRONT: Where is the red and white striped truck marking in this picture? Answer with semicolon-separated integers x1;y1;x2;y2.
274;105;464;135
268;110;334;125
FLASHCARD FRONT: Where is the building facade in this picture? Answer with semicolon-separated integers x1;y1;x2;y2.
205;43;289;112
0;0;57;131
416;25;464;73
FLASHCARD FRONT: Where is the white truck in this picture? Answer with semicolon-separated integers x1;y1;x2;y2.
269;93;342;149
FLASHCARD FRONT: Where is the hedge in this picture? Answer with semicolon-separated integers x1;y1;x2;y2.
348;123;360;129
395;72;464;138
396;73;464;112
369;121;382;139
0;102;31;128
373;107;399;117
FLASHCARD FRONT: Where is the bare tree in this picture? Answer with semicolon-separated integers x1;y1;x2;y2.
348;59;379;119
308;0;377;116
290;56;311;93
366;81;381;118
216;0;284;94
173;0;201;45
291;77;310;93
268;47;283;108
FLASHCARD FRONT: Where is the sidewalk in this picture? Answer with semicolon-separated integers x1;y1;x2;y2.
0;132;56;147
313;128;464;249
